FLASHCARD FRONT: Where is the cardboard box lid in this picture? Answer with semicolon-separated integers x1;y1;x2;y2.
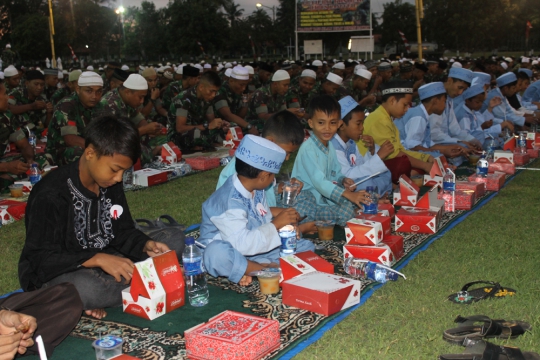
280;251;333;276
416;185;445;210
429;156;448;178
503;136;516;151
161;142;181;159
282;271;358;294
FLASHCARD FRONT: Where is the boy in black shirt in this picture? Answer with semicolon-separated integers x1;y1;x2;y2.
19;116;183;319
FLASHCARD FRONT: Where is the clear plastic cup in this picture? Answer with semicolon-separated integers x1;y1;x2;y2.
282;181;301;207
8;184;23;198
256;268;281;295
92;336;123;360
316;220;335;241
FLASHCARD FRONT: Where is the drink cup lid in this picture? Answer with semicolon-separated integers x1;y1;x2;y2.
92;336;123;349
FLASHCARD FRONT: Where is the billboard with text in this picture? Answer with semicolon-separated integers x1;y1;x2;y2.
297;0;371;33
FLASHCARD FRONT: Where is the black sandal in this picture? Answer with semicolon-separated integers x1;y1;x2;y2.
154;215;186;231
448;281;516;304
443;315;531;345
439;339;540;360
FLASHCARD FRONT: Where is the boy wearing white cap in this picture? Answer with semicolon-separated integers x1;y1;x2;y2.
168;71;228;153
46;71;104;165
285;69;317;111
200;135;315;286
214;66;257;134
94;74;163;164
246;69;299;131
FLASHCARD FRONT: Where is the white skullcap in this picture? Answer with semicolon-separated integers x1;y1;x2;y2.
522;57;530;63
244;65;254;75
301;69;316;79
225;68;232;77
5;44;10;49
86;65;94;71
121;65;129;71
326;72;343;85
166;62;171;66
332;62;345;69
272;69;290;81
231;66;249;80
533;60;539;65
355;64;367;71
194;64;203;71
500;62;508;70
78;71;104;87
355;68;372;80
176;64;185;74
505;57;512;62
123;74;148;90
452;62;463;68
224;63;232;68
203;64;211;69
323;61;327;64
217;64;224;71
232;61;237;65
449;58;455;63
58;70;64;79
5;65;19;76
312;60;323;67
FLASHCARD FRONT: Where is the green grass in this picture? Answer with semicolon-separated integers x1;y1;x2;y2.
1;163;540;358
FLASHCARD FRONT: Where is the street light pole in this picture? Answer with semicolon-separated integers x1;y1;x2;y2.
256;3;275;23
115;6;125;61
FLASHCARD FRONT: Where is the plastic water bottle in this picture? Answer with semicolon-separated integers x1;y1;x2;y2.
476;151;489;178
182;237;209;307
28;132;36;150
485;138;497;161
362;186;378;214
343;258;405;284
517;131;527;154
29;164;41;185
442;168;456;212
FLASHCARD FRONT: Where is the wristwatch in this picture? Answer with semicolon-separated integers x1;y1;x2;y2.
203;122;209;130
246;124;252;131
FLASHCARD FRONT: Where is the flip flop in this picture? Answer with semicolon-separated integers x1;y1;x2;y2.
439;339;540;360
443;315;531;345
448;280;516;304
154;215;186;231
134;218;160;232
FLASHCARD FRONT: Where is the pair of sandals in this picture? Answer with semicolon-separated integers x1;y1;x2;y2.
134;215;186;235
439;315;537;359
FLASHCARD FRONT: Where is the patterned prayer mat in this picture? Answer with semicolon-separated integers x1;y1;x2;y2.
26;161;535;360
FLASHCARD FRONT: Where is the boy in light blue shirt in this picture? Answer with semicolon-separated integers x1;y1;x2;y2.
292;95;370;226
201;135;314;286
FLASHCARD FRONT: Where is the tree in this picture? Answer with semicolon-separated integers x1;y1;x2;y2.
222;0;243;27
379;0;416;46
10;13;49;62
122;2;167;60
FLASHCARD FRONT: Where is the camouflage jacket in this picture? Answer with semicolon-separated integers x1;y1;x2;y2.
313;82;351;101
50;87;72;107
285;84;316;109
93;88;144;126
424;72;444;84
161;80;183;114
8;87;48;130
343;78;366;102
46;93;93;162
214;82;244;116
167;86;214;138
251;73;270;91
246;85;287;122
101;73;111;95
44;86;57;102
0;111;25;157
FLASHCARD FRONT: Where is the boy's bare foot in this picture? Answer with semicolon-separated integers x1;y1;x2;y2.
239;275;253;286
85;309;107;319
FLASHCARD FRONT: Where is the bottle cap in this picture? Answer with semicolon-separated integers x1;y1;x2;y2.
185;237;195;245
366;186;374;192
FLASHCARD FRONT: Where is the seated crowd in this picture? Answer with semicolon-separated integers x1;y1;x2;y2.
0;53;539;358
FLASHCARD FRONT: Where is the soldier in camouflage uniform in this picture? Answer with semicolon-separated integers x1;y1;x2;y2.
214;66;256;134
3;66;20;92
94;74;163;164
8;70;53;133
285;69;317;122
2;44;16;66
168;71;227;153
161;65;200;120
424;59;442;84
312;73;350;102
246;70;298;132
140;67;168;147
101;61;121;94
43;68;59;101
50;70;82;107
46;72;103;166
343;68;377;109
251;63;273;90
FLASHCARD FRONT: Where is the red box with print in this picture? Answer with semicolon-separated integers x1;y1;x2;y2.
279;251;334;283
456;181;485;198
468;173;505;192
354;213;392;238
343;235;404;266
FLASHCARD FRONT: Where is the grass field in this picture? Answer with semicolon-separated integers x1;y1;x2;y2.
1;161;539;358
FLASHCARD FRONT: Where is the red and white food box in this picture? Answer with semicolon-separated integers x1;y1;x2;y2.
488;159;515;175
133;168;170;187
467;172;506;192
122;251;185;320
355;213;392;238
378;203;395;218
281;272;361;316
393;175;420;206
160;142;182;164
13;180;32;193
0;200;27;222
343;235;404;267
493;150;514;164
0;205;14;225
185;157;221;171
503;136;516;152
456;181;485;198
437;189;476;211
344;218;384;246
279;251;334;283
512;151;530;166
423;156;449;187
395;206;443;234
526;132;537;149
527;148;539;158
415;185;446;210
184;310;280;360
223;126;244;149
